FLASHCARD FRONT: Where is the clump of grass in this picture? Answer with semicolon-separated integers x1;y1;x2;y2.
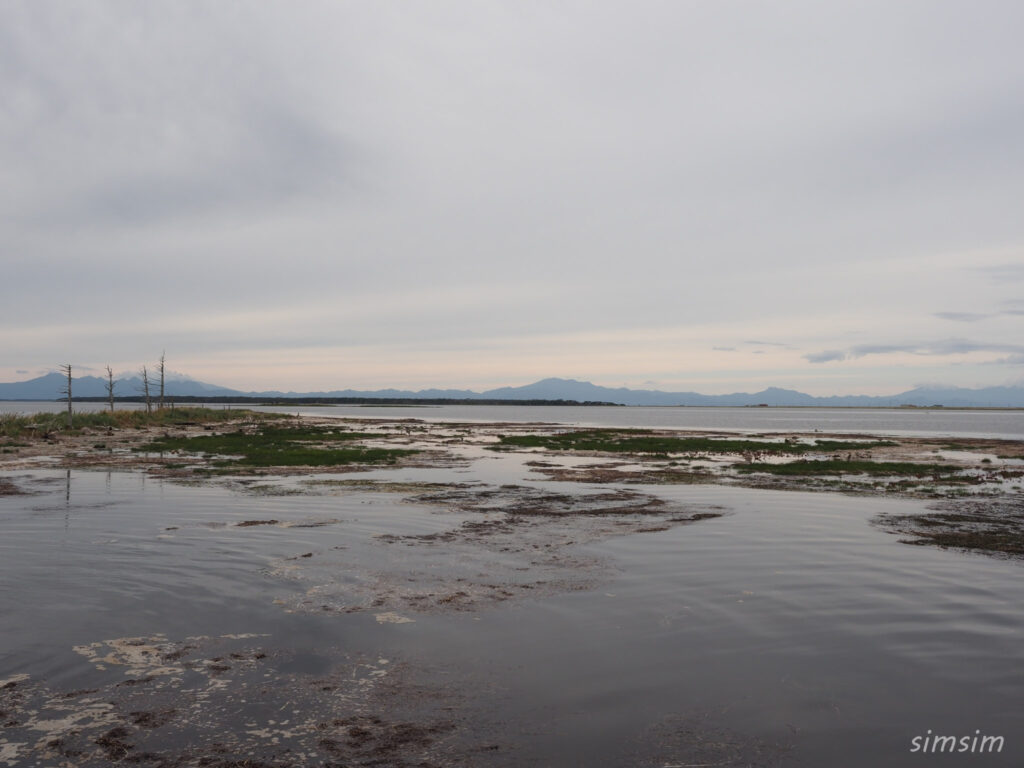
0;407;278;440
735;459;964;477
138;424;416;468
495;429;895;455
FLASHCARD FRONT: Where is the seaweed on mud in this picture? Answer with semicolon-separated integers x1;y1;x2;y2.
0;478;27;496
532;465;715;484
495;429;894;456
409;484;676;517
736;459;964;477
939;439;1024;458
95;726;135;761
45;736;84;759
317;715;456;761
875;497;1024;556
136;425;417;468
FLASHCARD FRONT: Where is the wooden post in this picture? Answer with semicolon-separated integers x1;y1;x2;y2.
158;352;165;410
105;365;116;412
59;363;72;428
140;366;152;413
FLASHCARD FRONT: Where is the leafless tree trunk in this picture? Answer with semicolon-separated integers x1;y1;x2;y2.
140;366;152;413
105;365;116;412
158;352;166;410
59;363;73;428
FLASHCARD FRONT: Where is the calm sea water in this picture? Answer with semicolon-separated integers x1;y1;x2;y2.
4;400;1024;439
3;443;1023;765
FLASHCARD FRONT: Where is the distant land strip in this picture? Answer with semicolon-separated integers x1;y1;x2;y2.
71;396;620;407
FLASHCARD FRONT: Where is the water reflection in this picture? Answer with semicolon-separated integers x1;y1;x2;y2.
1;461;1022;766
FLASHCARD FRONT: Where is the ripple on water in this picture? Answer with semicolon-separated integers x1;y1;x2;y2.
2;468;1024;766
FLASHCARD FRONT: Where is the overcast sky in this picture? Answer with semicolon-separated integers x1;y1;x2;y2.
2;1;1023;395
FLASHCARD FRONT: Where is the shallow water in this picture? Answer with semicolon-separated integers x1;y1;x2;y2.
0;470;451;689
5;400;1024;438
265;403;1024;439
2;447;1024;765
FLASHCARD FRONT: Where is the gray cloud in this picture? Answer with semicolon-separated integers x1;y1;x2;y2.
851;340;1024;357
808;339;1024;363
985;354;1024;365
39;106;359;231
805;350;847;363
975;264;1024;282
934;312;990;322
712;346;736;352
847;344;916;356
935;308;1024;321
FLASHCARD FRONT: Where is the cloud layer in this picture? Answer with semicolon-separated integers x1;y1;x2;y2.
2;2;1023;394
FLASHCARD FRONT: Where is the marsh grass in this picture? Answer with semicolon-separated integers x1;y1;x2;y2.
736;459;965;477
138;425;416;467
496;429;895;455
0;407;275;440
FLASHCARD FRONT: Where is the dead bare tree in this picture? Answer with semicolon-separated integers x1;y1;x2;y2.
158;352;166;410
140;366;152;413
105;365;116;412
59;363;73;428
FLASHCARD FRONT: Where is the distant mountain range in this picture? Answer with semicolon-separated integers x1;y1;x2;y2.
0;372;241;401
3;373;1024;408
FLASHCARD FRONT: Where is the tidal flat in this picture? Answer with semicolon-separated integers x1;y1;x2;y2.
2;412;1023;766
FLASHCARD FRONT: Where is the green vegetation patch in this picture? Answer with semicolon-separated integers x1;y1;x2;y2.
736;459;963;477
138;425;416;468
496;429;894;455
0;407;279;440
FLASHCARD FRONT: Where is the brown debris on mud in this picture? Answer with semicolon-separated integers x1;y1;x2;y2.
0;634;475;768
875;496;1024;557
0;478;26;496
531;464;715;485
269;483;724;617
408;484;675;517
